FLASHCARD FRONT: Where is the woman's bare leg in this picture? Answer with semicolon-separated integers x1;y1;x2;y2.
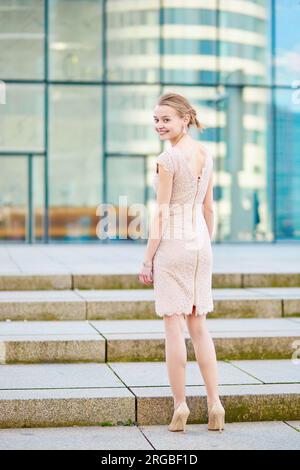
185;307;221;406
163;313;187;409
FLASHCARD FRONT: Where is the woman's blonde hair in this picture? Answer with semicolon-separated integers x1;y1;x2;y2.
157;92;206;133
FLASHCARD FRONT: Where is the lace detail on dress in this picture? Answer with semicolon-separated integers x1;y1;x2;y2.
155;304;214;317
156;150;175;174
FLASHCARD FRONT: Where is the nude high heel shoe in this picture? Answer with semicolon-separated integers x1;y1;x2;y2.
207;401;225;432
168;401;190;433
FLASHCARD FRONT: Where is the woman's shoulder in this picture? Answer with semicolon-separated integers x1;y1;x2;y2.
155;148;176;174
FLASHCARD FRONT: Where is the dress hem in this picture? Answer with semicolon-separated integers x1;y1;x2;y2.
155;306;214;317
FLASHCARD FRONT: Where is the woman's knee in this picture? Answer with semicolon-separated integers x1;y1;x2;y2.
163;313;186;333
186;313;207;335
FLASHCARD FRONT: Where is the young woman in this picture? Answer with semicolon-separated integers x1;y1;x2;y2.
138;92;225;433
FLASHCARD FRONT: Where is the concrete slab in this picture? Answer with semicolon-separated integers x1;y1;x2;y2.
108;361;262;387
0;363;125;389
1;243;299;273
91;318;300;335
285;421;300;431
246;288;300;298
0;291;86;321
140;421;300;450
0;321;98;336
0;337;105;364
76;289;155;301
0;388;135;429
229;359;300;383
91;319;164;334
78;288;299;302
0;425;152;450
0;421;298;450
0;275;72;291
80;289;284;319
243;274;300;288
133;383;300;425
0;290;83;302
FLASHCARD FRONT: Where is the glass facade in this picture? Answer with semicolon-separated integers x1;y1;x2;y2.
0;0;299;243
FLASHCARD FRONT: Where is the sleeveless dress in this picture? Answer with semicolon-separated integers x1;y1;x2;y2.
151;145;214;317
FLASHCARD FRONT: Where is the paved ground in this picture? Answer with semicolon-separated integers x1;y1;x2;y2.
0;242;299;274
0;421;299;450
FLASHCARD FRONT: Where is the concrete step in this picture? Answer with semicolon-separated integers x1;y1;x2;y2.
0;321;105;363
0;318;299;363
0;421;300;450
0;360;299;428
0;272;300;291
0;288;299;321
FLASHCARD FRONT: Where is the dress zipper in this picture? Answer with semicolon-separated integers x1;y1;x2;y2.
192;183;199;308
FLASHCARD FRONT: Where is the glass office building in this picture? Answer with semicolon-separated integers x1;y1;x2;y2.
0;0;299;243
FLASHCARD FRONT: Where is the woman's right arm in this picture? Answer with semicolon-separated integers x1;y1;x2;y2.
202;172;214;240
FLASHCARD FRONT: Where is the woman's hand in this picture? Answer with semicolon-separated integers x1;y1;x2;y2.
138;263;153;286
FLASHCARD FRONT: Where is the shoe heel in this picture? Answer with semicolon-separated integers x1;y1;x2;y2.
168;401;190;433
208;402;225;432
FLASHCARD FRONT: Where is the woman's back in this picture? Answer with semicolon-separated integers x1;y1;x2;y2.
152;142;213;206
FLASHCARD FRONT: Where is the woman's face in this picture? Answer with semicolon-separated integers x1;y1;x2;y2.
153;105;186;141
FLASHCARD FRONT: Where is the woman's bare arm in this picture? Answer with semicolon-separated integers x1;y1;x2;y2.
143;164;173;263
202;172;214;239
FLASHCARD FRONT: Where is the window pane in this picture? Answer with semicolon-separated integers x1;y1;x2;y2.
49;86;102;241
275;89;300;240
0;84;44;152
219;85;273;241
107;156;145;205
219;0;271;85
107;85;161;155
106;156;145;241
275;0;300;85
162;3;217;84
49;0;103;81
0;0;44;80
106;0;160;82
0;157;27;241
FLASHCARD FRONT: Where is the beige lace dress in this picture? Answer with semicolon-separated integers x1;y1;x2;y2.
151;144;214;317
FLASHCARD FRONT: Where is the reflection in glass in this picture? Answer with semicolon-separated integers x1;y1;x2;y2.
106;0;160;82
219;0;270;85
49;0;103;80
107;85;161;155
49;86;102;241
0;84;44;152
162;3;217;84
0;157;27;241
218;85;272;241
275;89;300;239
0;0;44;80
106;156;145;240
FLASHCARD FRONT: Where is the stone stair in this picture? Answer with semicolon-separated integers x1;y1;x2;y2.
0;271;299;429
0;287;300;321
0;318;300;364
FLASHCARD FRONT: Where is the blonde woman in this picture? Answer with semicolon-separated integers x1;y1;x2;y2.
138;92;225;433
